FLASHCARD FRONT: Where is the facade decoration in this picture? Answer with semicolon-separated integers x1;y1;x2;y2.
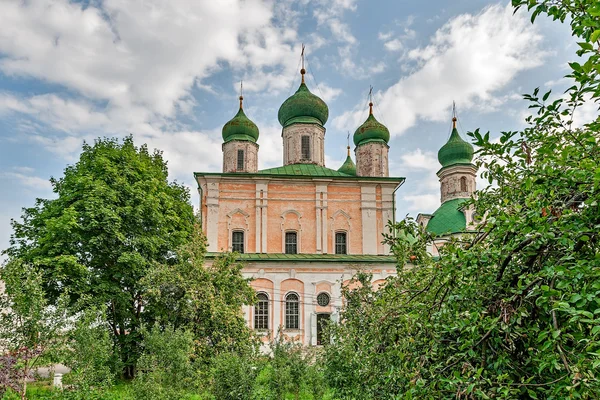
196;57;478;347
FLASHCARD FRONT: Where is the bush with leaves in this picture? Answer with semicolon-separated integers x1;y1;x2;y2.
61;307;118;393
0;260;68;399
325;1;600;398
210;352;257;400
132;325;198;400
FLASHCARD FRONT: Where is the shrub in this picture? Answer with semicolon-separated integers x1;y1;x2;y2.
210;352;256;400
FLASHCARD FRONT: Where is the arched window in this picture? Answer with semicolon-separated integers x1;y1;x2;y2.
232;230;244;253
460;177;467;192
335;231;347;254
255;293;269;330
301;135;311;160
285;231;298;254
237;149;245;170
285;293;299;329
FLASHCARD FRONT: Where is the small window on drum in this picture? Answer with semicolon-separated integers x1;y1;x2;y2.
301;135;311;160
317;292;330;307
237;149;245;170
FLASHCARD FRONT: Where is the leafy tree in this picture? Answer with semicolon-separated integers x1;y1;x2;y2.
325;1;600;398
0;260;68;399
4;136;195;377
132;325;199;400
141;221;258;363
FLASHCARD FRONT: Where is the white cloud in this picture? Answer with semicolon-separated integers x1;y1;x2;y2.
403;194;440;212
0;0;301;118
384;39;403;52
335;3;548;135
399;149;438;171
0;171;53;191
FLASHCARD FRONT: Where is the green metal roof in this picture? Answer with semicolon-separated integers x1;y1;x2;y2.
194;164;405;183
222;105;259;143
257;164;351;177
337;154;356;176
438;127;474;167
205;252;397;264
354;112;390;146
278;82;329;128
426;198;468;236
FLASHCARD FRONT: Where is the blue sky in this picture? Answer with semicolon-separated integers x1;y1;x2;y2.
0;0;582;256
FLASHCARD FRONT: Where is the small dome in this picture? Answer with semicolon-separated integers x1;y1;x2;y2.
278;82;329;128
353;104;390;146
222;98;259;143
437;124;474;167
337;149;356;176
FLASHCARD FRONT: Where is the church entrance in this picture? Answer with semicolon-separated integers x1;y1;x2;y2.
316;313;330;345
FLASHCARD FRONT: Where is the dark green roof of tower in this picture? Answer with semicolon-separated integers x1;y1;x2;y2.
353;104;390;146
278;80;329;128
426;198;468;236
437;122;474;168
222;98;259;143
337;150;356;176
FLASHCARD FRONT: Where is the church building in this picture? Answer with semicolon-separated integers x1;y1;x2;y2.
194;64;477;346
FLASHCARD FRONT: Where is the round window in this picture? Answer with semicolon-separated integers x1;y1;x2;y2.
317;292;330;307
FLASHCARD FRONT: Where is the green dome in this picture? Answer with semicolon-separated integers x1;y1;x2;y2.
278;82;329;127
437;126;474;167
222;100;259;143
337;150;356;176
353;108;390;146
426;198;468;236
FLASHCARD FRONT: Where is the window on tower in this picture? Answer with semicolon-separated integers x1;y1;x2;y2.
285;231;298;254
335;231;347;254
460;176;467;192
237;149;245;170
232;230;244;253
301;136;311;160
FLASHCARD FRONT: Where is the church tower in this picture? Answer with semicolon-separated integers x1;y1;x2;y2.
222;93;259;173
436;116;476;203
418;112;477;237
278;52;328;166
353;100;390;177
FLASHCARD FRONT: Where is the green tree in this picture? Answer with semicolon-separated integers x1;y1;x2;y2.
325;1;600;398
141;221;258;363
0;260;68;399
4;136;195;377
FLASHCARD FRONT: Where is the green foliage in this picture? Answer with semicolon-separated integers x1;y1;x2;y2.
0;260;69;398
4;136;196;376
326;2;600;399
132;325;199;400
210;352;257;400
141;221;258;363
62;307;118;392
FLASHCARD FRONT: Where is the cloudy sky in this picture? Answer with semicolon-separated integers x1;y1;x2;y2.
0;0;580;255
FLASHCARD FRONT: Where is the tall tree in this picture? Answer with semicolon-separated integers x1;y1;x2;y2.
325;1;600;398
4;136;195;377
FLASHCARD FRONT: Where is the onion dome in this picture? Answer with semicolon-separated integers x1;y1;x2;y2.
222;96;259;143
337;146;356;176
353;102;390;146
437;117;474;167
278;69;329;128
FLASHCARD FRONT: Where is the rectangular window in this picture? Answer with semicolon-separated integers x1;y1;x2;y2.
255;293;269;330
232;231;244;253
285;293;299;329
301;136;310;160
285;232;298;254
237;149;244;170
335;232;347;255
